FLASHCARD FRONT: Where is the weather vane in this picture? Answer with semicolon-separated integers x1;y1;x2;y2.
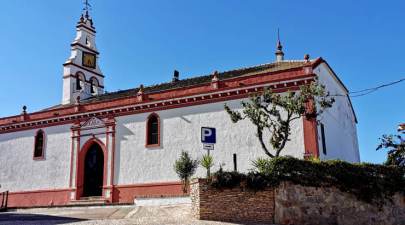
83;0;92;12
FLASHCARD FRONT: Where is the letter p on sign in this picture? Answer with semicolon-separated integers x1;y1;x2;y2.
201;127;216;144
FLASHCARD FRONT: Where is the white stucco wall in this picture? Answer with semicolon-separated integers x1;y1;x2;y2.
315;63;360;162
0;125;72;192
114;98;306;185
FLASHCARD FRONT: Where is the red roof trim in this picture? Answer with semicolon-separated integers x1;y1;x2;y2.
0;78;314;134
0;65;317;133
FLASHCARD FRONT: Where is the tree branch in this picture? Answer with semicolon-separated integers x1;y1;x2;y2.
257;126;274;158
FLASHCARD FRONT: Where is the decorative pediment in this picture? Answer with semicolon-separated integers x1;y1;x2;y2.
81;117;105;129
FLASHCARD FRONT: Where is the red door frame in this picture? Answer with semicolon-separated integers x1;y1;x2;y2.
76;138;108;199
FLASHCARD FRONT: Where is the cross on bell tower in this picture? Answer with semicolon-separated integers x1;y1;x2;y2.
61;1;105;105
83;0;92;18
83;0;91;11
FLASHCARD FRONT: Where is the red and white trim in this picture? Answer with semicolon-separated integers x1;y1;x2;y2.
0;65;317;134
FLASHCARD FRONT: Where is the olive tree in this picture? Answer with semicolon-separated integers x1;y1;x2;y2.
225;81;334;158
174;151;199;193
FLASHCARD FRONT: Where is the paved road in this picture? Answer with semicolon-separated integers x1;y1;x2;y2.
0;204;268;225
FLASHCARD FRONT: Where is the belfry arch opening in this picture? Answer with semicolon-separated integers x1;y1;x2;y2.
90;77;99;95
75;72;85;91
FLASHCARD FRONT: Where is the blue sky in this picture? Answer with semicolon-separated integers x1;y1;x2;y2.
0;1;403;164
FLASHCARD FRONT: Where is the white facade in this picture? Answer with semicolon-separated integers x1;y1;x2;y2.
0;89;360;194
0;125;72;192
114;99;305;185
0;98;305;192
315;63;360;162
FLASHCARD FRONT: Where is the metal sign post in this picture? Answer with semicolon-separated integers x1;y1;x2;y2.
201;127;216;156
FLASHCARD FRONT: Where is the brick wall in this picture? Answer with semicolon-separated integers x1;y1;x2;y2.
191;179;405;225
190;179;275;224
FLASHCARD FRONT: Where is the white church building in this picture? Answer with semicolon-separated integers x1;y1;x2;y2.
0;10;360;208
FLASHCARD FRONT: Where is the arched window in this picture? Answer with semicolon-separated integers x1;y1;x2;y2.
90;77;99;94
146;113;160;146
34;130;45;159
76;72;85;91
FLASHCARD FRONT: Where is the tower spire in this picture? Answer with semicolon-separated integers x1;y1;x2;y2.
275;28;284;62
77;0;95;30
61;0;103;105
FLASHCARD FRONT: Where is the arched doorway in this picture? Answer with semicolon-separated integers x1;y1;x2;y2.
82;143;104;197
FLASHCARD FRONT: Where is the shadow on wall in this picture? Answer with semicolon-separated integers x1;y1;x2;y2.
0;124;74;143
161;100;242;119
112;121;134;185
0;213;87;225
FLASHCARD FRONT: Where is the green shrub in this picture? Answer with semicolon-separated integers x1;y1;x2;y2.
201;154;214;179
210;156;405;204
266;157;405;204
246;172;268;191
211;167;245;189
252;158;272;175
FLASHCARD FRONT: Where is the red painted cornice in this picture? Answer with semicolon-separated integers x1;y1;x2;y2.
0;66;316;133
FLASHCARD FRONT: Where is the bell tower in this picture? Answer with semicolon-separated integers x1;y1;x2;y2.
62;4;104;105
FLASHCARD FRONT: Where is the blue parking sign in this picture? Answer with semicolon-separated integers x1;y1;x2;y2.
201;127;216;144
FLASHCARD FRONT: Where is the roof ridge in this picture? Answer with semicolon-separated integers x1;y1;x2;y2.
92;61;278;97
78;60;312;104
7;59;315;116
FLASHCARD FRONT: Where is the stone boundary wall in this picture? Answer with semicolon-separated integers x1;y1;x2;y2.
275;182;405;225
191;179;405;225
190;179;275;224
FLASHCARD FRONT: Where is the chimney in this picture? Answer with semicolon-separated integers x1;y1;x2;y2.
172;70;180;82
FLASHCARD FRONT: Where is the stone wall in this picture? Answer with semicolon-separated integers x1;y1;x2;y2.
191;179;405;225
275;182;405;225
190;179;275;224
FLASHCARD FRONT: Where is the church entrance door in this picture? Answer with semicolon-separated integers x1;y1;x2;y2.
83;143;104;197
